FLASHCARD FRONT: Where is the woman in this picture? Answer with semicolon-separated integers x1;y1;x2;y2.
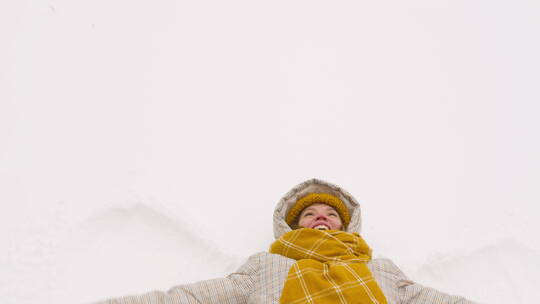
97;178;477;304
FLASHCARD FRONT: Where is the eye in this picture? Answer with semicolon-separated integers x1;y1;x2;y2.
328;213;338;217
302;212;314;217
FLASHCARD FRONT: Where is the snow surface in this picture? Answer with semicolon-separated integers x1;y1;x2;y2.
2;1;540;303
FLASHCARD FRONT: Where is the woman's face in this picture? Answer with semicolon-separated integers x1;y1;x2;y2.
297;203;343;231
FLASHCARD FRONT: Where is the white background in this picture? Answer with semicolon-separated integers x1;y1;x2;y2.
2;1;539;303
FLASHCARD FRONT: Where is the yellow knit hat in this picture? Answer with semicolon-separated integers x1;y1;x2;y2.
286;193;351;228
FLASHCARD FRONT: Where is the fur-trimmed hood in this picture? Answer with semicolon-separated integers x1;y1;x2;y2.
273;178;362;239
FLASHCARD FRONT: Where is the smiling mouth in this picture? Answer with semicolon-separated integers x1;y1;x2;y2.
313;224;330;230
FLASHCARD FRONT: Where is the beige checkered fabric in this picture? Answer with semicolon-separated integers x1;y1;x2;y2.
96;253;476;304
95;179;478;304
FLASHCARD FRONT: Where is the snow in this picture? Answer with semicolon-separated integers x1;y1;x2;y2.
2;1;540;303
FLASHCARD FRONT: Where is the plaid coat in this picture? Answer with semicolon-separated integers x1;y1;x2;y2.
98;179;477;304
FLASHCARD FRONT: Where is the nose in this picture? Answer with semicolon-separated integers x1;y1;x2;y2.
315;214;328;221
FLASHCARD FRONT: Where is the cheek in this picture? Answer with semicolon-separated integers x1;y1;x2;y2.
298;217;311;227
331;218;343;229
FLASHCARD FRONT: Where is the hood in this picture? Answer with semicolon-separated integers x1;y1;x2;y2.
273;178;362;239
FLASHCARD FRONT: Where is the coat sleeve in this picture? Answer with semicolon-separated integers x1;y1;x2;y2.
398;280;478;304
389;260;478;304
94;254;260;304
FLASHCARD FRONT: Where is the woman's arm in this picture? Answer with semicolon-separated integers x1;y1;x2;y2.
398;280;477;304
387;260;478;304
371;258;478;304
94;254;260;304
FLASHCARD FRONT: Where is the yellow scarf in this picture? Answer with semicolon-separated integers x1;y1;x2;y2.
270;228;388;304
